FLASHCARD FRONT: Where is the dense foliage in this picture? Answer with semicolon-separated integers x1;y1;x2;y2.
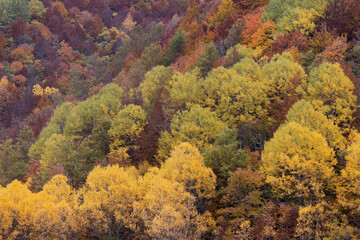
0;0;360;239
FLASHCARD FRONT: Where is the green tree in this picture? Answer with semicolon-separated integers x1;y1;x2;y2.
204;128;249;186
157;105;227;161
0;0;31;27
261;0;328;34
0;126;34;186
170;70;203;109
194;43;219;76
139;66;174;113
29;102;74;161
64;83;123;136
232;57;261;82
201;66;269;127
29;0;46;19
108;104;147;166
162;31;185;66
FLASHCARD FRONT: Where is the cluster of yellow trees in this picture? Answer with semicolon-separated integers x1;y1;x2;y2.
0;143;216;239
1;42;359;238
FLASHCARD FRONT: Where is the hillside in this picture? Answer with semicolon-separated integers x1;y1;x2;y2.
0;0;360;239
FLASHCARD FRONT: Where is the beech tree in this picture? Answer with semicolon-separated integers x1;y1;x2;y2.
157;105;227;160
134;171;209;239
337;141;360;217
77;165;140;239
108;104;147;166
307;62;357;128
261;0;328;34
160;142;216;201
261;122;337;204
285;100;346;152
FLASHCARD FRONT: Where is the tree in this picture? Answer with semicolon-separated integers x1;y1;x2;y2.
134;171;209;239
40;134;74;170
0;126;35;185
162;30;185;66
204;128;249;187
224;44;260;67
160;142;216;201
170;70;203;109
223;18;244;49
29;0;46;19
29;102;74;161
285;100;346;152
337;141;360;217
267;30;308;59
307;62;357;128
296;202;355;239
261;52;307;103
201;66;269;128
325;0;360;38
0;0;31;27
157;105;227;161
261;122;337;204
261;0;328;35
18;176;78;239
232;57;261;81
140;66;174;113
0;127;35;186
0;180;32;239
64;83;123;136
223;166;263;216
77;165;140;239
194;43;219;76
108;104;147;166
122;13;137;34
206;0;236;29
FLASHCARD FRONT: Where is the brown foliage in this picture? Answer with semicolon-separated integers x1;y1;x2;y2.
325;0;360;38
308;24;336;53
267;30;308;59
234;0;269;14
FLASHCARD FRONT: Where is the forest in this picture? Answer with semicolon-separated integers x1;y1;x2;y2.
0;0;359;239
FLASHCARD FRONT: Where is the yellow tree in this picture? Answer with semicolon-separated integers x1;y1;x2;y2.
260;122;337;204
232;58;261;82
337;141;360;216
43;175;74;203
195;66;269;128
18;190;78;239
296;202;354;239
122;12;137;34
170;70;203;109
76;165;141;239
307;62;357;128
0;180;32;239
139;66;174;113
285;100;346;152
206;0;236;29
160;142;216;201
134;168;210;239
261;52;307;103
